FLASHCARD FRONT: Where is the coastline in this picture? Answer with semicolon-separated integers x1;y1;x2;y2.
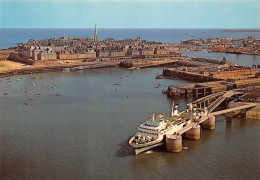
0;60;119;78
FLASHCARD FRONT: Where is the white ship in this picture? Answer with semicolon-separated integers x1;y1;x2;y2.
129;102;204;155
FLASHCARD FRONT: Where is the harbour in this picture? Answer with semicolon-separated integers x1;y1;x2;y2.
1;67;260;179
0;28;260;180
1;0;260;177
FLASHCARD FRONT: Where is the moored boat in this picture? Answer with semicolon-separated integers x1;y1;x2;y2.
129;102;193;155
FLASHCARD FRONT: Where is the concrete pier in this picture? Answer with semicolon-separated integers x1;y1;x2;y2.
185;124;201;140
202;116;216;130
166;134;182;153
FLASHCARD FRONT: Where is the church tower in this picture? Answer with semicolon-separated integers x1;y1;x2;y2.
94;24;98;42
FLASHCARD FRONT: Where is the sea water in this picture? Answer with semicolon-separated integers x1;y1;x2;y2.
0;68;260;179
0;29;260;179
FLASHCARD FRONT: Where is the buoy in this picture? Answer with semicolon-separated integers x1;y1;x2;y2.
183;147;188;150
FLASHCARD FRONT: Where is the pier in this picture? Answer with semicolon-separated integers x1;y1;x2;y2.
134;88;259;155
166;89;259;153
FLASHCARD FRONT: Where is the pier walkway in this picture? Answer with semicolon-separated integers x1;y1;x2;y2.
210;103;258;116
129;60;178;69
176;90;258;135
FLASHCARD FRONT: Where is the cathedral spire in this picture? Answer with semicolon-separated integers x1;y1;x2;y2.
94;24;98;42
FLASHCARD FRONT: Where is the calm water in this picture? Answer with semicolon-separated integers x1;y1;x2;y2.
182;49;260;67
1;29;260;179
0;67;260;179
1;28;260;49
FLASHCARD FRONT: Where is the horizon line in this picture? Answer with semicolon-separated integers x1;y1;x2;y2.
1;28;260;30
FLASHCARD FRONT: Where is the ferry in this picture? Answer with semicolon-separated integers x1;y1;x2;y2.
129;103;199;154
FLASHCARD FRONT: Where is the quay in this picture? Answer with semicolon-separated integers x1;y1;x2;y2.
163;65;260;98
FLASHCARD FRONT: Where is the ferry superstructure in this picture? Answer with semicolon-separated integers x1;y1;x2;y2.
129;103;205;154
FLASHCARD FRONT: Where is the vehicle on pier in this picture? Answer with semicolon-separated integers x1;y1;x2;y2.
129;103;197;155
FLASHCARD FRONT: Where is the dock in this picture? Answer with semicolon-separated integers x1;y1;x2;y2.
165;89;258;153
164;66;260;98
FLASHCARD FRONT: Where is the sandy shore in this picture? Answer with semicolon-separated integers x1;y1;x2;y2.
0;60;119;78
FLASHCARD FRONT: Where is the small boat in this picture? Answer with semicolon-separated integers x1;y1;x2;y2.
32;82;36;87
183;147;188;150
52;86;56;89
4;92;8;95
28;97;32;100
56;93;60;96
77;66;84;70
154;85;160;88
36;92;40;97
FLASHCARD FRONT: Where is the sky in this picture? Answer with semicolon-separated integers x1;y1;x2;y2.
0;0;259;29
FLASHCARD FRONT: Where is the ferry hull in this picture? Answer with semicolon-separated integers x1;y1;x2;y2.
129;136;164;149
135;142;164;155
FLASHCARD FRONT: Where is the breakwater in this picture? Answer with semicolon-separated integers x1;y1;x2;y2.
163;68;222;82
192;57;225;65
